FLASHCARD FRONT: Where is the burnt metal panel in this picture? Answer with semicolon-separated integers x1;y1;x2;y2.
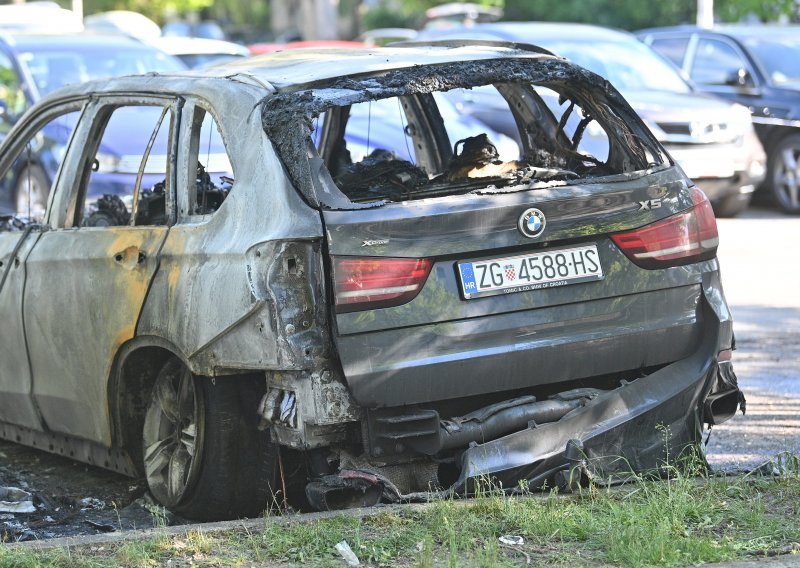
25;226;169;444
136;87;327;377
0;231;43;430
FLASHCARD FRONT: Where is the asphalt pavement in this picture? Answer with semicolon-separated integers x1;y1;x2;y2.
705;207;800;472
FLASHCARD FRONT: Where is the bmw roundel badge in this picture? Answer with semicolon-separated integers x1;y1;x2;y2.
518;208;546;238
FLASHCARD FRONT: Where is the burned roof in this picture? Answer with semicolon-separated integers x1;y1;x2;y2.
203;44;559;90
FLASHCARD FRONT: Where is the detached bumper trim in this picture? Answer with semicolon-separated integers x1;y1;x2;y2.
454;297;733;491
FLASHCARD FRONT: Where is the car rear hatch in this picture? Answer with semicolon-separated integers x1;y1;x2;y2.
260;50;719;409
322;169;717;408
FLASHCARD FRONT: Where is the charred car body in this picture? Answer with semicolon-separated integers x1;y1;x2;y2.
0;43;743;520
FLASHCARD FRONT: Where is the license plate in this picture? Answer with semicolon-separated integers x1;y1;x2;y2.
457;244;603;299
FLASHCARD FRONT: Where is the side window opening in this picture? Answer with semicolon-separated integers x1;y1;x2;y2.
186;106;233;217
4;110;80;223
313;79;651;205
80;104;173;227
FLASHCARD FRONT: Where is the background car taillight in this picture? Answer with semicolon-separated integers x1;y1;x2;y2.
610;188;719;269
332;257;433;313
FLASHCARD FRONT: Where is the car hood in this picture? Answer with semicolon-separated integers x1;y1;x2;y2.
622;90;750;144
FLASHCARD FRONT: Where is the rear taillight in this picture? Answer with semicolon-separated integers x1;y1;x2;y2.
332;256;433;313
610;188;719;269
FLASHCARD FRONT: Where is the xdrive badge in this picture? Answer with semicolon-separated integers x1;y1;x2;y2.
518;208;546;238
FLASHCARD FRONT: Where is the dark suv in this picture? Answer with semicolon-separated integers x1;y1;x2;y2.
0;43;743;521
639;25;800;213
0;33;186;218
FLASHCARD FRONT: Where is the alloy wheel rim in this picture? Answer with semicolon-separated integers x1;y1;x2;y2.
775;145;800;211
142;364;203;507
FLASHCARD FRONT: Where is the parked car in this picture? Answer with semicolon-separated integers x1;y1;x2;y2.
0;43;743;521
415;22;767;217
148;37;249;68
83;10;162;41
162;19;226;41
638;25;800;213
0;2;83;34
0;33;188;217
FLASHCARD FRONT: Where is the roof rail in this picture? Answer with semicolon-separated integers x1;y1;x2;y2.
388;39;557;58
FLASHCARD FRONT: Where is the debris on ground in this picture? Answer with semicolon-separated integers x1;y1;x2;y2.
0;487;36;513
499;535;525;546
335;540;361;566
79;498;106;511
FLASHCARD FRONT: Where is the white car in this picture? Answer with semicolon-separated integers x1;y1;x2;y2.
148;37;249;69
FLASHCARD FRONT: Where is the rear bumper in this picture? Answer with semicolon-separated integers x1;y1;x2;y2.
338;284;704;407
453;281;739;490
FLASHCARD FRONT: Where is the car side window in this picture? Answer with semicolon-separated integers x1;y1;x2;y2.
3;110;80;221
0;51;26;133
691;39;752;87
80;104;173;227
649;37;690;68
186;106;233;216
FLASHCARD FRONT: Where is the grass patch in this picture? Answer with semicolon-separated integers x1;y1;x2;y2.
3;455;800;567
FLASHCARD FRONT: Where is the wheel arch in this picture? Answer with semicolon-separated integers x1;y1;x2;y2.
108;336;190;474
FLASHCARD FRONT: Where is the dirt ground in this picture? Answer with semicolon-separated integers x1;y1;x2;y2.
1;208;797;542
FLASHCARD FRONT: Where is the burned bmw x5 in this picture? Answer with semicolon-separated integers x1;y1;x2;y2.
0;43;743;520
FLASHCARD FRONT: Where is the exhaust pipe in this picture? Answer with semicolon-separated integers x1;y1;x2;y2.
704;388;743;425
305;470;383;511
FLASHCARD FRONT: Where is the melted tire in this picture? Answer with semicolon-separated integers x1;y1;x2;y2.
144;362;277;521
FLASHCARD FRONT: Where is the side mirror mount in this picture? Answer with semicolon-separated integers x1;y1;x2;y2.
725;68;751;88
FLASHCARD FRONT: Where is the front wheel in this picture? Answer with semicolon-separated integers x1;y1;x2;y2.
767;133;800;214
142;358;277;520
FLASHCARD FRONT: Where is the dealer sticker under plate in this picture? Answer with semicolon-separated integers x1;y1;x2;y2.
458;244;603;299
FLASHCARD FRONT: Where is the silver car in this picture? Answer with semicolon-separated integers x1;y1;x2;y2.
415;23;768;217
0;43;743;520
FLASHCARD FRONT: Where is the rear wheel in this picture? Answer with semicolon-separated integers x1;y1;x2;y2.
767;134;800;214
142;358;277;520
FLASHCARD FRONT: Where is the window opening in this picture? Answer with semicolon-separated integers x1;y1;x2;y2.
2;110;80;224
187;106;233;216
82;105;172;227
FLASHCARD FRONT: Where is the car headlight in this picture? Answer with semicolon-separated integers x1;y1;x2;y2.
728;104;755;139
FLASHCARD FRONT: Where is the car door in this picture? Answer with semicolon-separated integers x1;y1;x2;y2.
685;36;765;109
23;95;180;445
0;101;82;431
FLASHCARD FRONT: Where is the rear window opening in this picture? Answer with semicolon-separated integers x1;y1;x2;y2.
260;58;668;209
312;83;662;204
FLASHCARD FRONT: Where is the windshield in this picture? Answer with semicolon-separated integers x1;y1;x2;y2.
19;46;185;97
742;37;800;85
546;40;691;94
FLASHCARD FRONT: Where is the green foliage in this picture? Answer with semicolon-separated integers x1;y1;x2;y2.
365;0;797;32
503;0;697;30
82;0;214;24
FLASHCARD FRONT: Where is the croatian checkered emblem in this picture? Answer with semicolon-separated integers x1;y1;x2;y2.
504;264;516;281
